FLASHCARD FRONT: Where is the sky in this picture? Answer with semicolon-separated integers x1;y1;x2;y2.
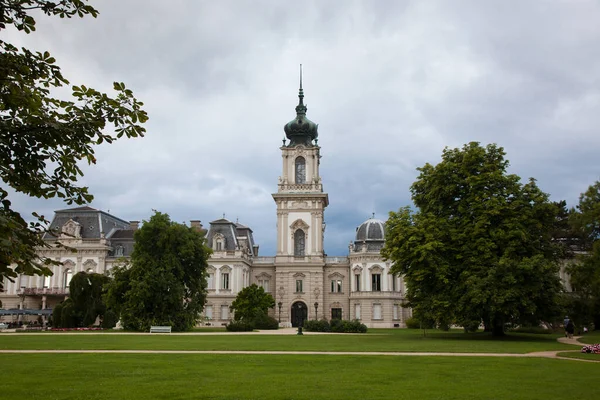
6;0;600;256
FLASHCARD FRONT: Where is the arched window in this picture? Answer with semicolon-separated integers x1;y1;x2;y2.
64;269;73;288
295;157;306;184
294;229;305;256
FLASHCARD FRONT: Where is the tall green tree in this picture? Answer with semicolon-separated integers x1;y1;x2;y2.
104;212;211;332
0;0;148;300
382;142;563;336
567;181;600;330
52;270;111;328
230;284;275;322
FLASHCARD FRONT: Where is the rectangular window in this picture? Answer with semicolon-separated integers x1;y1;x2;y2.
207;273;214;289
392;275;397;292
220;305;229;320
330;279;343;293
216;242;222;251
393;304;399;320
355;275;360;291
372;274;381;292
259;279;270;292
373;304;382;320
331;308;342;320
222;273;230;290
355;304;361;320
295;280;303;293
43;275;50;288
205;305;213;319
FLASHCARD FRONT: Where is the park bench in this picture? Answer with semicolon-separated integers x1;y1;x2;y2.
149;325;172;334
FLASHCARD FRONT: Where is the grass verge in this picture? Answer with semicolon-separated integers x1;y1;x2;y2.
0;329;579;353
2;354;599;400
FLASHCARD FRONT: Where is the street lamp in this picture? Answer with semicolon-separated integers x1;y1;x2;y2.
277;302;282;323
314;302;319;320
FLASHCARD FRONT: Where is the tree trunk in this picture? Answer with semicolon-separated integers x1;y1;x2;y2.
491;317;505;337
593;314;600;331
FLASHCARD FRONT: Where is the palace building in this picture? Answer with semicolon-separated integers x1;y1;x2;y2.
0;75;409;328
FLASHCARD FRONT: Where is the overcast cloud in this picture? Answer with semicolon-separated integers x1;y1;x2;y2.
6;0;600;256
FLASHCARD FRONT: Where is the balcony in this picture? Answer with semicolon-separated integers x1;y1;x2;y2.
17;287;69;296
253;257;275;265
349;290;404;299
325;257;349;264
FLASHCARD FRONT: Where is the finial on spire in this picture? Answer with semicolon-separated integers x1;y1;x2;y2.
372;212;375;219
298;64;304;106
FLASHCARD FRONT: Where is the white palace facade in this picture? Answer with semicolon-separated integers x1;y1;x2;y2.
0;76;410;328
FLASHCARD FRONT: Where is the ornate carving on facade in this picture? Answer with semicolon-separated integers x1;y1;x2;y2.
289;219;309;235
83;259;97;270
63;259;75;268
327;272;345;279
60;219;81;239
293;272;306;278
255;272;272;279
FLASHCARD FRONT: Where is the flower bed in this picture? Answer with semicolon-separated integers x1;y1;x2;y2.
581;344;600;354
49;327;104;332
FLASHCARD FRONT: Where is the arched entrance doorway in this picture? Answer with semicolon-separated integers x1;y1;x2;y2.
291;301;307;327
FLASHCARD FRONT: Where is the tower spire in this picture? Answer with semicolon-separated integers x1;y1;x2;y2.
298;64;304;107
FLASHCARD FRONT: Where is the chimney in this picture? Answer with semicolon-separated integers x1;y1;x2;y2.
190;220;203;231
129;221;140;230
253;244;259;257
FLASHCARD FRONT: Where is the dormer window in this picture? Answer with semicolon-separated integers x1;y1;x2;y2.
295;156;306;184
213;234;225;251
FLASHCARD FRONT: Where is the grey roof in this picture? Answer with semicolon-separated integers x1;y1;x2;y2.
206;218;258;255
355;218;386;242
43;206;131;240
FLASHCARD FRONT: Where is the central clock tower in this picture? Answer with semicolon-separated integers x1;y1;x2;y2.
272;67;329;324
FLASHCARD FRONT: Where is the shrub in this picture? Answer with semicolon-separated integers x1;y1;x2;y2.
405;317;420;329
341;319;367;333
225;321;254;332
306;319;367;333
101;309;118;329
462;320;481;333
252;313;279;330
304;319;331;332
52;302;63;328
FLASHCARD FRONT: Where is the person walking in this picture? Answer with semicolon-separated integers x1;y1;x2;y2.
566;319;575;339
563;316;570;337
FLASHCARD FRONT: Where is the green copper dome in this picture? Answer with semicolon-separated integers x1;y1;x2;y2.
284;66;318;147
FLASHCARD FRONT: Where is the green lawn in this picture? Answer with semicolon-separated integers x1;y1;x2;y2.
556;351;600;361
578;329;600;344
1;354;598;400
0;329;580;353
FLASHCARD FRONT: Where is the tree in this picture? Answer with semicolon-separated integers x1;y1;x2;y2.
566;181;600;330
382;142;563;336
230;284;275;322
104;212;211;332
0;0;148;300
52;270;111;328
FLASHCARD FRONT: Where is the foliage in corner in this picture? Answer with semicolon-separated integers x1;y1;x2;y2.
382;142;563;336
104;212;211;332
0;0;148;300
567;180;600;330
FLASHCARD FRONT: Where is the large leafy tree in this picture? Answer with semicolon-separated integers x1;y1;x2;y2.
567;181;600;330
382;142;563;336
0;1;148;298
104;212;211;332
230;284;275;322
52;270;110;327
